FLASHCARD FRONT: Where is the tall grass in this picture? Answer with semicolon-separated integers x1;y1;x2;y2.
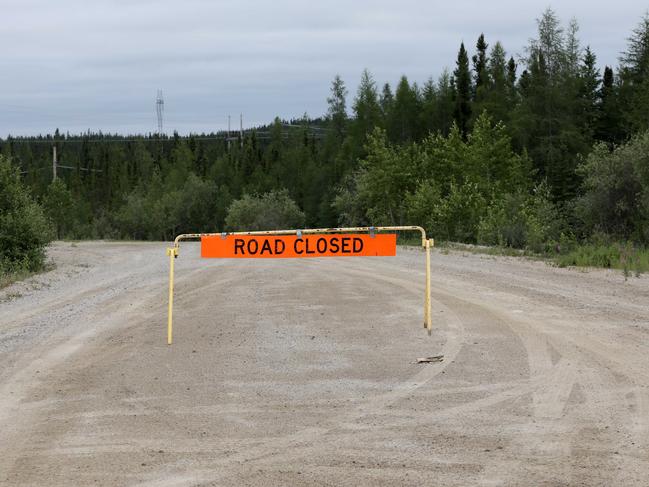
555;243;649;277
429;239;648;278
0;262;55;290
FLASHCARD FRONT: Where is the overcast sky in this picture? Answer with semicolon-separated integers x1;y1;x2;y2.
0;0;646;137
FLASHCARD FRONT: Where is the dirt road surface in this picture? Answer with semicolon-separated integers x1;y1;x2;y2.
1;241;648;486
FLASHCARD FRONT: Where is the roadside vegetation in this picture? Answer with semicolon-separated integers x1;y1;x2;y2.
2;9;649;276
0;156;53;287
555;242;649;277
438;240;649;278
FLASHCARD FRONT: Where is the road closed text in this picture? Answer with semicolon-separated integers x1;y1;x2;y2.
201;233;396;258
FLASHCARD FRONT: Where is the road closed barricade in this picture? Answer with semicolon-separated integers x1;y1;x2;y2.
166;226;433;344
201;233;396;258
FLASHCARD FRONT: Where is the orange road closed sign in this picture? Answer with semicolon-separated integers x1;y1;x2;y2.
201;234;397;258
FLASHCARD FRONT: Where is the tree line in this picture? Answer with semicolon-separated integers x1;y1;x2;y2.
2;8;649;275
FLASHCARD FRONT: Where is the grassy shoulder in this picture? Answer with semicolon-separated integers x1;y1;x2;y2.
0;262;56;291
431;240;648;278
555;243;649;277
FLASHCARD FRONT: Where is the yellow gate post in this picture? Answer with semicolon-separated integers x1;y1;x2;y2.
424;238;434;334
165;226;433;344
166;246;178;345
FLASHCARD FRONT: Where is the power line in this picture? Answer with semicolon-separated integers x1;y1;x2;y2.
52;145;57;181
19;167;48;175
2;134;326;144
227;115;231;150
1;125;329;145
56;164;103;172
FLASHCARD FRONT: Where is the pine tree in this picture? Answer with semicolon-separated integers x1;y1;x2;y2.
472;34;489;100
323;75;350;184
379;83;394;120
619;14;649;135
453;42;473;137
420;78;438;135
596;66;623;143
388;76;420;143
327;75;348;139
576;46;601;144
512;8;585;201
506;57;518;107
534;8;565;77
435;70;455;136
352;69;382;149
564;18;581;77
476;41;510;125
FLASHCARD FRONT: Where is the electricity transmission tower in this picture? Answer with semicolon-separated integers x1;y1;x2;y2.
156;89;164;134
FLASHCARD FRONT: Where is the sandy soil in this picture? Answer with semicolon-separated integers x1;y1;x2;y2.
0;241;648;486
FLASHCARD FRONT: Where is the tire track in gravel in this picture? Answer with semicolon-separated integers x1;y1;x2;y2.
145;256;558;486
134;259;536;486
125;259;467;486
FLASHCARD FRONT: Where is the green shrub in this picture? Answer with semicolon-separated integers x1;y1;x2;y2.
575;132;649;241
556;242;649;275
115;172;224;240
225;189;305;231
0;156;53;274
477;192;528;248
477;184;564;252
42;178;75;239
407;181;487;243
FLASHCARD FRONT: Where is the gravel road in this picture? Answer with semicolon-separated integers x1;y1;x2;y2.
0;241;648;486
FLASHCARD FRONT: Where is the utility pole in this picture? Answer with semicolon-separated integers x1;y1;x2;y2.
156;89;164;135
52;145;57;182
227;115;231;151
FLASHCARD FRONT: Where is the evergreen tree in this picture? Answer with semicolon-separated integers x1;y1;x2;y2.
534;8;565;76
564;18;581;76
576;46;601;145
507;56;518;104
323;76;349;183
513;8;585;201
388;76;420;143
476;41;510;125
472;34;489;100
453;42;472;137
619;14;649;135
435;70;455;136
259;118;285;191
379;82;394;120
420;78;438;135
132;140;155;183
596;66;623;143
352;69;382;150
327;75;348;139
